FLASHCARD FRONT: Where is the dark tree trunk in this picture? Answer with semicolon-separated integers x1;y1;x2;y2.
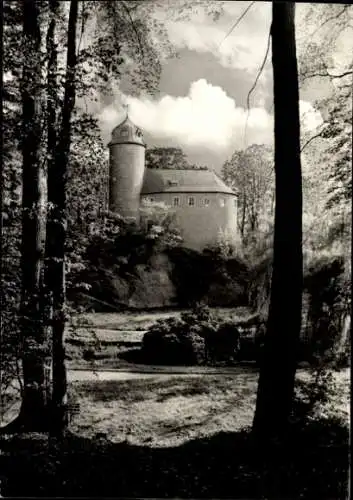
240;192;247;238
46;0;78;436
252;3;303;441
16;0;48;431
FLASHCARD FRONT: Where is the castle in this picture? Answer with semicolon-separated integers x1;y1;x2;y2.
108;114;239;251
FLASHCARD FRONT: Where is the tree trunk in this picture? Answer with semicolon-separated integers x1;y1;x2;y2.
240;192;247;238
252;2;303;441
46;0;78;436
335;314;351;360
44;0;59;420
16;0;48;431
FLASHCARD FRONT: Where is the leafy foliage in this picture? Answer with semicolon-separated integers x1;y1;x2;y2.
221;144;274;242
1;0;177;424
142;305;265;366
146;147;208;170
303;254;351;366
293;366;348;431
297;4;352;251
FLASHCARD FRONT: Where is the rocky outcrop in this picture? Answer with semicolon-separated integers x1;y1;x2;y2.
124;253;178;308
74;248;250;311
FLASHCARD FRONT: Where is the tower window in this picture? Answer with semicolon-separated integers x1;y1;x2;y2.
204;198;210;207
220;198;225;207
188;196;195;206
120;127;129;138
173;197;180;207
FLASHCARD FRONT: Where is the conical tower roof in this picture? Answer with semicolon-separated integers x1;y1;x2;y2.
109;113;145;147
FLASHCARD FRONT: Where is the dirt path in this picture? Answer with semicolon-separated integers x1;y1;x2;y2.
67;364;258;381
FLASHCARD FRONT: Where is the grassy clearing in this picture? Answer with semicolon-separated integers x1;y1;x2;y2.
68;368;350;448
1;368;349;498
69;371;258;448
66;328;145;344
75;306;253;331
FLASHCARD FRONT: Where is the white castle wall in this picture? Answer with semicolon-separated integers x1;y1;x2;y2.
141;192;238;250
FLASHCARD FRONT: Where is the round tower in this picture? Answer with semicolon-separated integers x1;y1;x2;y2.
108;114;146;221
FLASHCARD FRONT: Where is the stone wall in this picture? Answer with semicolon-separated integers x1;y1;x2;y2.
109;143;145;219
141;192;238;251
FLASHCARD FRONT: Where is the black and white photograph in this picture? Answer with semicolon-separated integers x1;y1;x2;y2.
1;1;351;498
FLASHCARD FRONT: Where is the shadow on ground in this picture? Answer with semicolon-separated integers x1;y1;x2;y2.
0;419;349;499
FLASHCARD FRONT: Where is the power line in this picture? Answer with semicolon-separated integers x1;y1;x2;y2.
243;25;272;149
218;1;256;49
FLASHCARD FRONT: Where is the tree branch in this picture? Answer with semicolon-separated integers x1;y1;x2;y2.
302;69;352;80
120;0;144;59
300;128;326;153
309;5;351;39
77;2;87;56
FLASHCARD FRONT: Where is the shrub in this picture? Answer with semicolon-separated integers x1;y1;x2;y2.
292;365;349;436
142;313;210;365
142;305;247;366
206;321;240;363
303;255;351;366
82;346;96;361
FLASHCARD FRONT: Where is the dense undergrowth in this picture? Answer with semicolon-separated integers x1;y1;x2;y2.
141;306;263;365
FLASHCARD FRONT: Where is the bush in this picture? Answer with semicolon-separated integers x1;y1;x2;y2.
142;305;248;366
292;364;349;432
82;347;96;361
206;321;240;363
302;254;351;366
142;311;211;365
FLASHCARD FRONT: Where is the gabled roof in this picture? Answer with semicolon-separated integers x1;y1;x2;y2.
141;168;237;195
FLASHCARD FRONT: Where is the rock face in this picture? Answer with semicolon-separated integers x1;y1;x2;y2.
126;254;178;308
76;249;250;311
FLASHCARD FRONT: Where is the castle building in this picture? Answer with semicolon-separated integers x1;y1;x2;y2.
108;114;239;251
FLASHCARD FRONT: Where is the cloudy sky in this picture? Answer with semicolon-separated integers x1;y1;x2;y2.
95;1;346;172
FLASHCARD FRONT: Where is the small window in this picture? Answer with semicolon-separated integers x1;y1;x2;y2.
149;197;154;202
167;180;178;187
120;127;129;138
219;198;225;207
204;198;210;207
173;197;180;207
188;197;195;206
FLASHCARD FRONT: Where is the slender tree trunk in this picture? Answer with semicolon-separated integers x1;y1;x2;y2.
15;0;48;431
240;192;247;238
44;0;59;419
252;3;303;441
46;0;78;436
270;189;275;216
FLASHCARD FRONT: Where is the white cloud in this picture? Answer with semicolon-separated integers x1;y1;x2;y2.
99;79;271;150
159;2;272;73
98;79;323;152
165;20;270;73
